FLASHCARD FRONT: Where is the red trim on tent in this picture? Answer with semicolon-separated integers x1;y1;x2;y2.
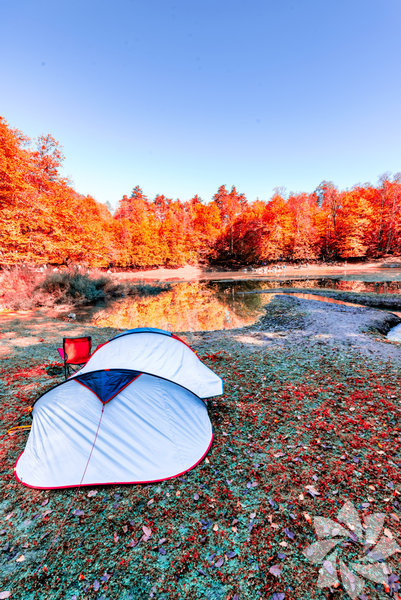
103;375;141;404
13;434;214;490
171;333;198;355
75;374;141;404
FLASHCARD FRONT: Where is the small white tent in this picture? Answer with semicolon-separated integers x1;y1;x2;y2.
78;328;222;399
14;328;223;489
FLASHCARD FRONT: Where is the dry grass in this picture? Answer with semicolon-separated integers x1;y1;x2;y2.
0;266;169;311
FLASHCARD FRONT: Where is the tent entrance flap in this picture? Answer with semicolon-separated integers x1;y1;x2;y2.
75;370;141;404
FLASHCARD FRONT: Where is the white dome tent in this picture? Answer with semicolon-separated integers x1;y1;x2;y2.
78;327;223;399
14;328;223;489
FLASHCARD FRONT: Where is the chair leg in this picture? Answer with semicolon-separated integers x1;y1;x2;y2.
64;363;84;379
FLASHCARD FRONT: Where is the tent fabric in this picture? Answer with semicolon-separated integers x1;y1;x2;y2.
15;373;213;489
75;370;141;404
111;327;173;340
77;329;223;398
14;328;222;489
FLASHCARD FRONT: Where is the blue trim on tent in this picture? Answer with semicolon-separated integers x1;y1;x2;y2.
110;328;172;341
75;369;141;404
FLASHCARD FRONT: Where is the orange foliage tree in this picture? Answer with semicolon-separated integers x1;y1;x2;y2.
0;116;114;266
212;185;247;260
187;195;222;261
1;114;400;269
369;175;401;256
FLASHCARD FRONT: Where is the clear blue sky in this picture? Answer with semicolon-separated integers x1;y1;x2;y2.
1;0;401;209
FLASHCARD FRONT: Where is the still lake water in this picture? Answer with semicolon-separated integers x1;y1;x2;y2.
74;271;401;337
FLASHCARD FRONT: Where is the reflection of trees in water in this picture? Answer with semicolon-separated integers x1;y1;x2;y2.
92;277;401;331
208;278;401;297
93;282;261;331
204;281;265;319
335;280;400;294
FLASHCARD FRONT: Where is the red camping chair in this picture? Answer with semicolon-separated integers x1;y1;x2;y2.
58;337;92;379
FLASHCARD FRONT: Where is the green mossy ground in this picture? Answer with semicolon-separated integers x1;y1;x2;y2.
0;297;400;600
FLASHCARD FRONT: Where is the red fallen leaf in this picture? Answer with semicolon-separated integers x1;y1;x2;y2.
78;573;85;581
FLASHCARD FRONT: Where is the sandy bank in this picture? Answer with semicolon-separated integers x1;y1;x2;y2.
111;259;401;283
183;295;401;367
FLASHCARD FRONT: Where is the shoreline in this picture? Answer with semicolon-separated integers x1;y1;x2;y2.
238;287;401;314
110;259;401;283
0;293;399;365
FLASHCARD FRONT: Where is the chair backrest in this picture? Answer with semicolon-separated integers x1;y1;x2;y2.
63;337;92;365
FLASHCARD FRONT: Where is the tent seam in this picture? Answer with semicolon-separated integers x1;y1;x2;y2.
157;378;186;470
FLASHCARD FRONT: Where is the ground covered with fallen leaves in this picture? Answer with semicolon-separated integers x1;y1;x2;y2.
0;296;400;599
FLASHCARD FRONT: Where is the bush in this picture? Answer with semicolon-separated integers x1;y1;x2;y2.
131;282;171;297
40;268;110;304
0;265;171;310
0;266;45;310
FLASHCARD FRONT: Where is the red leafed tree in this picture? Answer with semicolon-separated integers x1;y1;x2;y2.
258;192;293;261
286;193;321;260
114;186;163;267
31;134;65;190
0;116;115;266
370;175;401;255
1;114;400;269
187;195;222;261
212;185;247;259
336;186;374;258
315;181;342;258
0;116;34;263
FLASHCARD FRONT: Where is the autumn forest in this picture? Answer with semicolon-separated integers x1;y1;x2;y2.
1;116;400;269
